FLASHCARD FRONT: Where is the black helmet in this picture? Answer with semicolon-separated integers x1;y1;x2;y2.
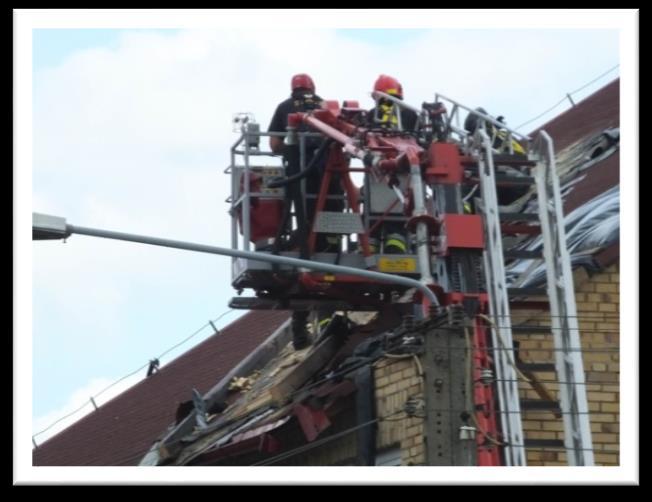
464;107;489;133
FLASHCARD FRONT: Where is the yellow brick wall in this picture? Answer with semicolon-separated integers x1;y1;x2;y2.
516;264;619;466
374;356;426;465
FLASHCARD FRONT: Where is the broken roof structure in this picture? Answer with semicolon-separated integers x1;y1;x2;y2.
32;311;290;466
503;78;619;287
33;78;620;467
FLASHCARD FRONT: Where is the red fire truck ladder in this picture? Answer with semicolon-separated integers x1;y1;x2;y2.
436;94;595;466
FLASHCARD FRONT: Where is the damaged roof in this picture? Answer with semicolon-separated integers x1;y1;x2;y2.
503;78;620;287
151;310;418;466
32;310;290;466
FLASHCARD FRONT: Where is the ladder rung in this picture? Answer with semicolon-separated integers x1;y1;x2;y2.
468;174;535;186
504;249;543;259
523;438;565;449
492;154;537;167
496;175;535;185
517;362;556;373
520;399;561;412
511;325;551;334
508;287;547;297
501;223;542;236
499;212;540;222
510;300;550;310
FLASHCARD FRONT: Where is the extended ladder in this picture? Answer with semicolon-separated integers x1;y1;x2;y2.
436;94;595;466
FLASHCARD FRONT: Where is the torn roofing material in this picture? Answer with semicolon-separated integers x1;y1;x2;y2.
506;185;619;288
503;79;620;288
32;310;290;466
158;311;427;466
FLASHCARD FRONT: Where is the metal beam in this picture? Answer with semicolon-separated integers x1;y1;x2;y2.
33;215;440;306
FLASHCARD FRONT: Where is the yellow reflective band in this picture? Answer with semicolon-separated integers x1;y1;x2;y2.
379;104;399;126
464;202;472;214
385;238;408;253
379;113;398;125
512;140;526;155
318;318;331;328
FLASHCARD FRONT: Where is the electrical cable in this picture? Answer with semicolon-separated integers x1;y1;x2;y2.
33;309;236;441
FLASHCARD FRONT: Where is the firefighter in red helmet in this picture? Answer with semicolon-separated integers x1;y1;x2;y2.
268;74;344;350
366;75;417;255
368;74;418;132
268;74;318;154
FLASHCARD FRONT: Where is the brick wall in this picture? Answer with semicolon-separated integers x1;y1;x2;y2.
374;356;425;465
516;264;620;466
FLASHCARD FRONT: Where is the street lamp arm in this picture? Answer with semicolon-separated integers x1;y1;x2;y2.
33;213;440;307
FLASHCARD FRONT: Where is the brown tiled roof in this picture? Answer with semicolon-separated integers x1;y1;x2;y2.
531;79;620;267
32;310;290;466
532;78;620;253
530;78;619;153
564;154;619;214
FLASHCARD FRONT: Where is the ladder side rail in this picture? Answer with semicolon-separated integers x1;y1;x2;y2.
532;131;595;466
475;128;527;466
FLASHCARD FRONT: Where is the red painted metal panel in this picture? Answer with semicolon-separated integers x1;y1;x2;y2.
444;214;485;249
426;142;464;184
473;316;502;466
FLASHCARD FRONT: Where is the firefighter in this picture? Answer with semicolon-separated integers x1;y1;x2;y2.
463;108;529;207
268;73;343;350
268;73;343;254
366;75;415;255
368;74;418;133
463;107;526;155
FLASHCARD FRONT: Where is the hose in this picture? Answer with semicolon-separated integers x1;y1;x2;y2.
267;138;333;189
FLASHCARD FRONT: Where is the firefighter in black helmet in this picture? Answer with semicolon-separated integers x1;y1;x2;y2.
464;108;529;208
464;107;526;155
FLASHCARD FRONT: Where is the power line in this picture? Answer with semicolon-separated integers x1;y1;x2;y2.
568;64;621;96
515;64;620;131
515;97;569;131
158;309;234;359
33;309;236;442
492;378;620;386
445;346;619;353
76;349;619;464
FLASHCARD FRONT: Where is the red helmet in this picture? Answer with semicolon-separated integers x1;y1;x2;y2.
374;74;403;98
291;73;315;93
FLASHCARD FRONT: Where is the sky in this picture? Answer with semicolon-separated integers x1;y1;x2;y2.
16;9;638;485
